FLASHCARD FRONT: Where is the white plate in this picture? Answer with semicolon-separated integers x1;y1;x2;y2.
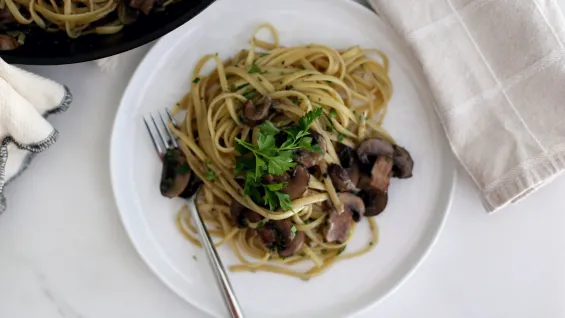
110;0;456;317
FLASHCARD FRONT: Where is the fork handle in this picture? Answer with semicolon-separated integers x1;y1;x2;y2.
187;198;244;318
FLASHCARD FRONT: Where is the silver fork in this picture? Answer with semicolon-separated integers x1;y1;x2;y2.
144;110;244;318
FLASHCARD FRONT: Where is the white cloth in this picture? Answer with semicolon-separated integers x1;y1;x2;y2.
0;59;71;213
368;0;565;212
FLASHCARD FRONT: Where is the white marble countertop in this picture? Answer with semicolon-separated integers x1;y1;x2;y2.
2;1;565;318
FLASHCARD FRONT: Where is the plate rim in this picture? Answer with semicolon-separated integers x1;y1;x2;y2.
110;0;457;317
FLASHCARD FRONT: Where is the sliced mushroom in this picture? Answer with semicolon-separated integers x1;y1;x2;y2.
338;192;365;222
230;200;263;228
179;173;203;199
324;207;352;243
392;144;414;179
294;150;322;168
118;0;139;25
0;35;18;51
258;225;277;247
361;189;388;216
230;200;248;228
294;132;327;168
338;145;360;187
279;231;305;257
273;165;309;200
258;219;294;249
160;148;190;198
356;137;394;165
328;164;358;192
242;96;272;126
369;155;393;192
272;219;293;249
0;8;16;26
128;0;156;15
263;173;290;184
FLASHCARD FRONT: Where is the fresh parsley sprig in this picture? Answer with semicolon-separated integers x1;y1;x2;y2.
234;108;324;211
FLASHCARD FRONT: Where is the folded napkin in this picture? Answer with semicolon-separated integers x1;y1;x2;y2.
0;59;72;214
369;0;565;212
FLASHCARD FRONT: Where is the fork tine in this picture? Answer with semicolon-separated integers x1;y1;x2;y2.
144;116;163;156
159;111;179;148
166;109;178;126
151;114;170;149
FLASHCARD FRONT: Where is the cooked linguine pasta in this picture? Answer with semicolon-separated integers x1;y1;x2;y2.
166;24;413;280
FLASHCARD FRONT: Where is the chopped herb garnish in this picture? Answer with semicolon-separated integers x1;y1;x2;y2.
176;163;190;175
285;85;294;90
192;77;200;84
369;241;374;246
337;246;347;255
242;90;257;100
260;52;270;57
204;159;217;181
258;78;263;82
234;108;323;211
257;220;265;229
289;97;300;105
290;225;297;240
248;64;261;74
321;249;328;255
192;255;197;261
328;109;337;118
338;134;345;142
280;72;284;75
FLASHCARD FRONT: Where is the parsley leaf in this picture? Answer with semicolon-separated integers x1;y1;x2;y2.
258;121;280;135
193;77;200;84
276;192;293;211
299;108;324;131
328;109;337;118
268;153;295;175
265;182;287;191
234;109;323;211
242;90;257;100
290;225;297;240
338;134;345;142
204;159;217;181
248;64;261;74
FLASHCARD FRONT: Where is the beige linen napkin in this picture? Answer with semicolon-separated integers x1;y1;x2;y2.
368;0;565;212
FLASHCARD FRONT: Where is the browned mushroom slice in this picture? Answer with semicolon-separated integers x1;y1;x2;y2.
128;0;155;15
230;200;263;228
230;201;249;228
361;189;388;216
0;8;16;26
118;0;139;25
356;137;394;165
242;96;272;126
294;132;327;168
160;148;191;198
324;208;352;243
392;144;414;179
294;150;322;168
369;155;393;192
338;192;365;222
338;145;360;187
258;226;277;247
179;173;203;199
279;231;305;257
0;35;18;51
280;165;310;200
272;219;293;249
328;164;358;192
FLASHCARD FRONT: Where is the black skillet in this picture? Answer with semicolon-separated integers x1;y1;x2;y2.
0;0;215;65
